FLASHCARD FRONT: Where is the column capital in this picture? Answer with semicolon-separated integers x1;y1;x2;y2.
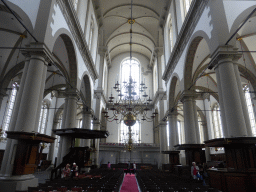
202;93;210;101
82;107;93;115
21;43;55;63
158;121;167;128
180;90;198;103
208;45;242;69
201;122;207;127
169;109;178;117
65;88;79;99
155;47;164;56
98;46;108;56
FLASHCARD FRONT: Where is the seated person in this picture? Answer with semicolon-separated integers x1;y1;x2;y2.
62;164;70;178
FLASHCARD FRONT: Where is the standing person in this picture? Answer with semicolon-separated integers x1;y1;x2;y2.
107;161;111;169
133;161;136;174
191;162;199;180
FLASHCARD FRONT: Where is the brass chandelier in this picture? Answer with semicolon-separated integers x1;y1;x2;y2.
102;0;157;126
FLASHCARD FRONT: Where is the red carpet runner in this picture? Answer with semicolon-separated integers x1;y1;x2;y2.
120;174;139;192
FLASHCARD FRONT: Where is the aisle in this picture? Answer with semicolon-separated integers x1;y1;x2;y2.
120;174;139;192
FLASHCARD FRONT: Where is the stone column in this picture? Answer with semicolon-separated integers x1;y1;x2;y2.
214;67;229;137
211;46;248;137
80;108;92;147
97;46;107;90
93;121;101;167
233;64;253;136
155;47;164;91
15;54;48;132
48;121;58;164
0;44;52;192
168;110;178;150
201;122;211;162
180;91;206;166
192;99;201;143
154;126;159;144
159;121;168;166
202;93;214;140
181;91;199;144
57;89;78;165
0;57;30;177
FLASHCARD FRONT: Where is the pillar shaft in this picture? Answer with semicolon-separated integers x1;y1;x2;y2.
81;110;92;147
202;94;214;140
57;91;78;165
15;55;47;132
215;57;247;137
159;122;168;165
48;121;58;163
182;93;198;144
93;122;101;167
215;66;228;137
0;54;47;176
169;112;178;150
234;64;252;136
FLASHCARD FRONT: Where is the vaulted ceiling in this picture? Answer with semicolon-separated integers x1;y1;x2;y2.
93;0;170;61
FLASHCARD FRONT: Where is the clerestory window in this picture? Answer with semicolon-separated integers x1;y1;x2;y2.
177;120;185;144
243;84;256;136
212;103;223;138
88;18;94;50
2;82;18;138
38;102;48;134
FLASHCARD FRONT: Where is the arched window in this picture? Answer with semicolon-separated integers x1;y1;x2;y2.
56;112;63;148
166;121;169;146
121;58;140;98
169;18;174;49
38;102;48;134
88;18;94;50
198;116;204;143
183;0;192;16
212;103;223;138
177;120;185;144
243;84;256;136
2;82;18;138
153;65;158;94
120;121;140;143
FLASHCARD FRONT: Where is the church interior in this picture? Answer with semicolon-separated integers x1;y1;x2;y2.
0;0;256;192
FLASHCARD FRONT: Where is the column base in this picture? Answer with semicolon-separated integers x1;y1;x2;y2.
0;174;38;192
174;144;205;166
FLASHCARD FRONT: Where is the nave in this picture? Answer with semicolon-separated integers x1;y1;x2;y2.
28;168;220;192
